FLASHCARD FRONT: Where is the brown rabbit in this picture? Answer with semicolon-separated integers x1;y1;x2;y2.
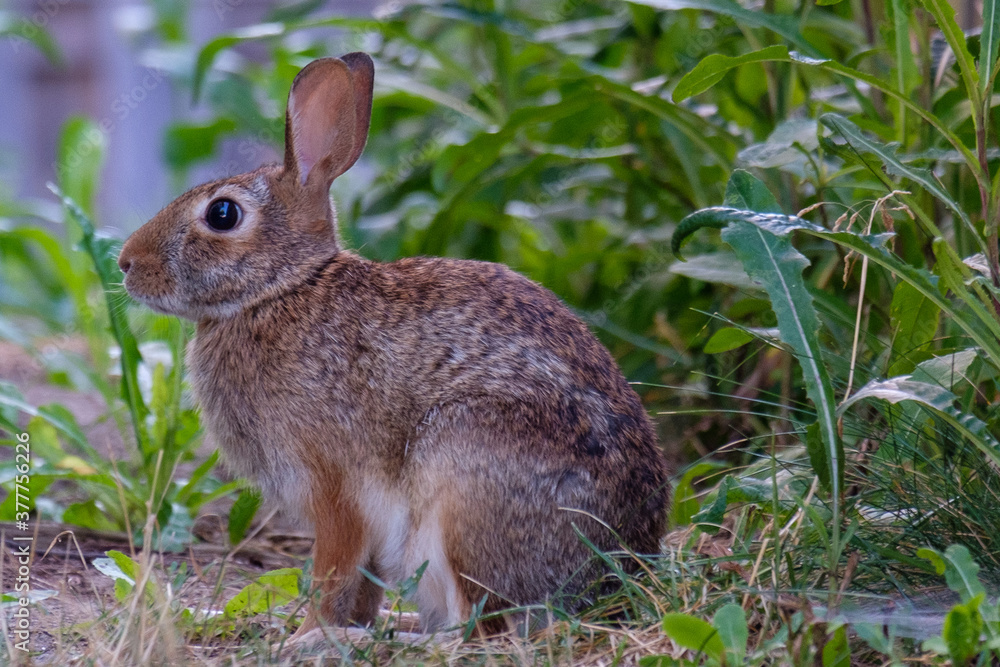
118;53;669;635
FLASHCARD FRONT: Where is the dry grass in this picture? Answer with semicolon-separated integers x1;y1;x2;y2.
1;509;939;666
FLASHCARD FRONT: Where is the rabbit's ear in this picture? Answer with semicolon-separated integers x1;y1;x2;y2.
284;53;374;188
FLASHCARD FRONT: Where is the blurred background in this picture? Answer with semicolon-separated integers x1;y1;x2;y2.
0;0;381;232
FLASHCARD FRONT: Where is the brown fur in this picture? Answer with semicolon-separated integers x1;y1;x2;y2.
118;53;670;634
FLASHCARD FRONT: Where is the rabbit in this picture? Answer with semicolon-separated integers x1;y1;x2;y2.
117;52;670;636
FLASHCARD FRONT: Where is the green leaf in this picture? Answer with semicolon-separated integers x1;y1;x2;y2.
724;168;782;213
176;450;220;506
941;545;987;603
889;0;920;98
113;579;134;602
817;66;978;180
672;43;981;180
718;212;843;506
156;503;194;552
840;377;1000;467
631;0;820;56
820;113;974;242
910;350;978;389
48;185;149;454
673;45;791;102
917;547;947;574
93;550;158;603
914;0;979;106
668;253;755;289
192;17;387;102
92;552;136;601
943;595;984;665
671;45;977;179
0;387;92;456
932;238;1000;352
0;12;62;64
692;474;770;528
63;500;117;532
704;327;755;353
804;421;833;492
922;635;949;655
661;613;725;661
671;461;727;526
224;568;300;618
672;207;1000;372
228;488;262;545
889;279;941;375
0;476;53;521
713;604;748;665
822;625;850;667
107;550;139;581
983;0;1000;95
854;623;892;654
57;117;106;221
738;119;819;172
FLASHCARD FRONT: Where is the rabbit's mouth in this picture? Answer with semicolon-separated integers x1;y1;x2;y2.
120;274;189;318
124;288;187;318
125;282;244;322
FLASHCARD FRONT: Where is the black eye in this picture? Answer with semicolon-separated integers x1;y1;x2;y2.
206;199;242;231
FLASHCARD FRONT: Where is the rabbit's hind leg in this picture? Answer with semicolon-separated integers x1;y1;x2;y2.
403;401;606;636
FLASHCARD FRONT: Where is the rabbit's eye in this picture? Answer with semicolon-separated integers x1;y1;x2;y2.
206;199;242;231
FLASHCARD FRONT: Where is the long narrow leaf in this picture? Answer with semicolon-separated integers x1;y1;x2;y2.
672;45;791;102
672;45;983;182
915;0;980;107
840;377;1000;467
982;0;1000;95
632;0;821;56
674;207;1000;370
719;220;843;497
48;185;149;455
821;113;983;251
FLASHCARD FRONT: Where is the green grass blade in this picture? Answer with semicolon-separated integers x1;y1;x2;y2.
915;0;980;107
889;0;920;142
57;117;106;221
228;488;262;545
0;387;88;451
983;0;1000;95
0;12;62;64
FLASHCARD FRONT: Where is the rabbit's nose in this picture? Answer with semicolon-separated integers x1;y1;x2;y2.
118;254;132;274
